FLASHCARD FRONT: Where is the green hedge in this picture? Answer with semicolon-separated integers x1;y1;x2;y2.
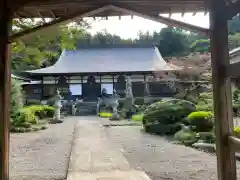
13;105;55;128
27;105;55;119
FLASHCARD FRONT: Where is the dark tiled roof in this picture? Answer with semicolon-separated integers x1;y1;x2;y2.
26;47;180;75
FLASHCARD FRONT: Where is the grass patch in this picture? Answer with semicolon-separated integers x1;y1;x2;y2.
99;112;113;118
132;114;143;122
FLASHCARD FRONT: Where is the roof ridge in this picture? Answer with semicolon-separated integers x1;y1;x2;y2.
74;44;157;49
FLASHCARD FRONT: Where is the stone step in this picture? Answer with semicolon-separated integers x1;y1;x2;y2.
74;102;98;116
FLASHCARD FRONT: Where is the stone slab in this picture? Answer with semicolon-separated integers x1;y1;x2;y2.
67;170;152;180
67;117;151;180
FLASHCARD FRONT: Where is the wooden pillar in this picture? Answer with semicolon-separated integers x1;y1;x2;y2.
209;1;236;180
112;75;115;92
0;1;12;180
41;76;44;100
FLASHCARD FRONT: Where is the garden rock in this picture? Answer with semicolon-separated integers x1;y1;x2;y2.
109;114;121;121
192;142;215;153
49;118;63;124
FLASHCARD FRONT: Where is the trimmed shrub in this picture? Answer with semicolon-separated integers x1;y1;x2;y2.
187;111;214;132
143;99;196;126
196;93;213;112
11;79;23;118
19;122;32;128
132;114;143;121
196;132;216;143
174;92;197;104
233;88;240;103
233;102;240;116
24;105;55;119
15;108;38;125
134;98;145;105
26;99;41;105
174;130;197;145
42;105;55;118
144;123;182;135
99;112;112;118
196;101;213;112
198;92;213;103
234;126;240;137
27;105;46;119
13;105;54;130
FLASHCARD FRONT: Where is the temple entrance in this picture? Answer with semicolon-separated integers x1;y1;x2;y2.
82;76;101;101
115;75;126;98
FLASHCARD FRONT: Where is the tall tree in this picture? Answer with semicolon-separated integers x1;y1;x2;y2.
157;27;189;57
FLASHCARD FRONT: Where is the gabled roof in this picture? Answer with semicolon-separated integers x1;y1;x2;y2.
26;47;181;75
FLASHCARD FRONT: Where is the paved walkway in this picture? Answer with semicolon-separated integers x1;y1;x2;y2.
67;116;151;180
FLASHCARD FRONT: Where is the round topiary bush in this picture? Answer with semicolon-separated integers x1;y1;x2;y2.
143;99;196;125
187;111;214;132
142;99;196;135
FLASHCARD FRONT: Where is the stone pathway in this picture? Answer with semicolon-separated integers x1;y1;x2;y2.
67;116;151;180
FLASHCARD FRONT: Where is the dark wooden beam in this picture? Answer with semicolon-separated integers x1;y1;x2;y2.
110;5;210;36
10;5;111;41
209;0;236;180
0;1;12;180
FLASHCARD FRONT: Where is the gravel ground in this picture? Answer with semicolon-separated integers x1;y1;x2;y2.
105;126;240;180
10;116;77;180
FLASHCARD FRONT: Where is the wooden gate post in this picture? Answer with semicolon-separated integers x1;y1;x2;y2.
209;0;237;180
0;1;12;180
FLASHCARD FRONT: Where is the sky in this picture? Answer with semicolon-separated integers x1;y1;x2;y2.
85;13;210;39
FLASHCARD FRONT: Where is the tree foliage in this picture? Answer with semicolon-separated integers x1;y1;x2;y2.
157;27;190;57
12;19;89;70
191;15;240;53
191;39;210;53
11;79;23;118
